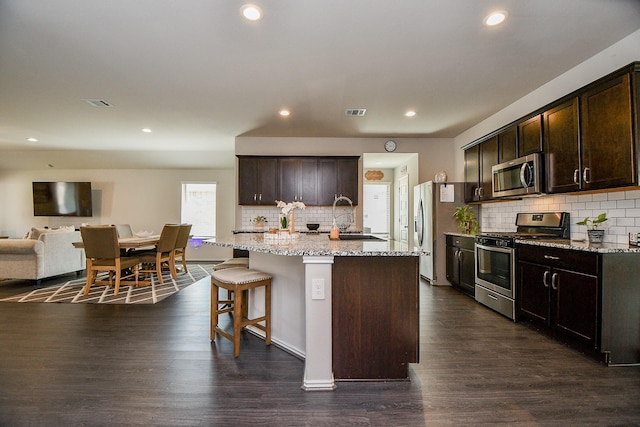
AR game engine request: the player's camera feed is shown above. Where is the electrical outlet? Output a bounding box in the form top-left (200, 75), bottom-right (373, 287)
top-left (311, 278), bottom-right (325, 300)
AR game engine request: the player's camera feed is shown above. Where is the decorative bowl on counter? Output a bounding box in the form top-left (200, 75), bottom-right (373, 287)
top-left (306, 223), bottom-right (320, 231)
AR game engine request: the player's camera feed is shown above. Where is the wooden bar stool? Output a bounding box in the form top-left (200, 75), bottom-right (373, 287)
top-left (210, 267), bottom-right (272, 357)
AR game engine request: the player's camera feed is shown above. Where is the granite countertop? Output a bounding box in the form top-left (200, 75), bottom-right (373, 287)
top-left (516, 238), bottom-right (640, 254)
top-left (233, 228), bottom-right (363, 234)
top-left (206, 233), bottom-right (422, 257)
top-left (444, 232), bottom-right (477, 238)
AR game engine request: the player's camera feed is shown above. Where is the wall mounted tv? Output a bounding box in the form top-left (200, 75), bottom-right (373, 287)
top-left (32, 182), bottom-right (93, 217)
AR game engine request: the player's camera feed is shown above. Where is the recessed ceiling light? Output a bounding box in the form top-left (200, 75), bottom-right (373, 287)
top-left (141, 128), bottom-right (152, 133)
top-left (241, 4), bottom-right (263, 21)
top-left (279, 109), bottom-right (290, 117)
top-left (27, 137), bottom-right (38, 142)
top-left (484, 10), bottom-right (507, 26)
top-left (405, 111), bottom-right (416, 117)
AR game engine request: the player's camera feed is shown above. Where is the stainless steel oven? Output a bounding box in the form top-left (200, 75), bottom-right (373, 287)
top-left (474, 212), bottom-right (571, 321)
top-left (475, 236), bottom-right (516, 320)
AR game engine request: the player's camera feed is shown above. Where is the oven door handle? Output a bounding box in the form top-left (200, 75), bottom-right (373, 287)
top-left (476, 243), bottom-right (513, 254)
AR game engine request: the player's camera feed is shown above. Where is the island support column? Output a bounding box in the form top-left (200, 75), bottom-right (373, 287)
top-left (302, 255), bottom-right (336, 391)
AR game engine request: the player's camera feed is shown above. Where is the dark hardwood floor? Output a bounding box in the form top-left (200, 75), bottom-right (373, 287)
top-left (0, 269), bottom-right (638, 426)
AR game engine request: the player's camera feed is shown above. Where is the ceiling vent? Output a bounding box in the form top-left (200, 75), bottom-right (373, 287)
top-left (345, 108), bottom-right (366, 117)
top-left (82, 99), bottom-right (113, 107)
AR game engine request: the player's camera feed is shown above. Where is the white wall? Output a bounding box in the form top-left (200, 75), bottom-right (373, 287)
top-left (235, 136), bottom-right (457, 183)
top-left (234, 136), bottom-right (456, 233)
top-left (0, 168), bottom-right (235, 260)
top-left (449, 29), bottom-right (640, 237)
top-left (452, 29), bottom-right (640, 178)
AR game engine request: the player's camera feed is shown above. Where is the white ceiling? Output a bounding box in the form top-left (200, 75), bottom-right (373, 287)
top-left (1, 0), bottom-right (639, 169)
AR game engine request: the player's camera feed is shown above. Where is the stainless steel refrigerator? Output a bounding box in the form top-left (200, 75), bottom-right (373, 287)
top-left (414, 181), bottom-right (466, 284)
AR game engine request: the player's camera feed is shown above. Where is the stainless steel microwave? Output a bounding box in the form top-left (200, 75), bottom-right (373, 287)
top-left (492, 153), bottom-right (543, 198)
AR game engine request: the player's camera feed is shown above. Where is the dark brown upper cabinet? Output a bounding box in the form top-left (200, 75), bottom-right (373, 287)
top-left (238, 156), bottom-right (278, 205)
top-left (544, 98), bottom-right (580, 193)
top-left (278, 158), bottom-right (318, 205)
top-left (498, 126), bottom-right (517, 163)
top-left (579, 72), bottom-right (636, 191)
top-left (466, 62), bottom-right (639, 200)
top-left (238, 156), bottom-right (359, 206)
top-left (518, 114), bottom-right (543, 156)
top-left (465, 136), bottom-right (498, 202)
top-left (317, 157), bottom-right (359, 205)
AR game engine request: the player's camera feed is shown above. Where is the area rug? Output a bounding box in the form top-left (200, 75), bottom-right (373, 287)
top-left (0, 264), bottom-right (213, 305)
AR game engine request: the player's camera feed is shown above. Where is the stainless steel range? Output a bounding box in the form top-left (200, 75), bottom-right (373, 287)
top-left (475, 212), bottom-right (570, 320)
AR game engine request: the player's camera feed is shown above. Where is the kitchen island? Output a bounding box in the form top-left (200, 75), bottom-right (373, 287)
top-left (206, 233), bottom-right (422, 390)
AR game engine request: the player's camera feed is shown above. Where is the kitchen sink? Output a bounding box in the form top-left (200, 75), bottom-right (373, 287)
top-left (329, 234), bottom-right (386, 241)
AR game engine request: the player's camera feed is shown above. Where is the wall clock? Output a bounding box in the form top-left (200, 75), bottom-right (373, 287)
top-left (384, 140), bottom-right (397, 152)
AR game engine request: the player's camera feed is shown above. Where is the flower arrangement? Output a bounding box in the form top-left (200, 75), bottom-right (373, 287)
top-left (276, 200), bottom-right (305, 229)
top-left (251, 215), bottom-right (268, 228)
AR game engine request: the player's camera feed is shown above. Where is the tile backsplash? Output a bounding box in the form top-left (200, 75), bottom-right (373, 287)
top-left (240, 206), bottom-right (355, 231)
top-left (480, 188), bottom-right (640, 244)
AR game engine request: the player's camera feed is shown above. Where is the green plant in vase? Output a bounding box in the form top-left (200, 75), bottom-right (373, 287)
top-left (577, 212), bottom-right (608, 243)
top-left (453, 205), bottom-right (479, 235)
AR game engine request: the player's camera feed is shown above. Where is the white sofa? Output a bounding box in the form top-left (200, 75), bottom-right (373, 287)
top-left (0, 229), bottom-right (86, 284)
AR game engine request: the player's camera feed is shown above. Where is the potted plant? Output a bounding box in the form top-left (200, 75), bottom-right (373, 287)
top-left (251, 216), bottom-right (268, 228)
top-left (453, 205), bottom-right (479, 235)
top-left (577, 212), bottom-right (608, 243)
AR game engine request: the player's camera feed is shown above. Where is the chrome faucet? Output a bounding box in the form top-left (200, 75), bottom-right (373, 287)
top-left (332, 195), bottom-right (353, 230)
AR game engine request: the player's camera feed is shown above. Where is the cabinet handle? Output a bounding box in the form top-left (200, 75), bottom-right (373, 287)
top-left (551, 273), bottom-right (558, 290)
top-left (543, 255), bottom-right (560, 260)
top-left (259, 194), bottom-right (262, 202)
top-left (583, 167), bottom-right (591, 184)
top-left (573, 169), bottom-right (580, 184)
top-left (253, 193), bottom-right (257, 202)
top-left (543, 271), bottom-right (549, 288)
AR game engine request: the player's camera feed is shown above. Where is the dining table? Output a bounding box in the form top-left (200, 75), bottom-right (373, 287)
top-left (72, 235), bottom-right (160, 286)
top-left (72, 235), bottom-right (160, 249)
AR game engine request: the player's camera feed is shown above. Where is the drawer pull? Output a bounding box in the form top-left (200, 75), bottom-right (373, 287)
top-left (487, 293), bottom-right (498, 301)
top-left (543, 255), bottom-right (560, 260)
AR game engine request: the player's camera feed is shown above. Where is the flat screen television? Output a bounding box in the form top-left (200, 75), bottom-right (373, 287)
top-left (32, 182), bottom-right (93, 217)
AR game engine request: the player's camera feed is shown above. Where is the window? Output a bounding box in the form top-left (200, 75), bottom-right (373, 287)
top-left (181, 182), bottom-right (216, 237)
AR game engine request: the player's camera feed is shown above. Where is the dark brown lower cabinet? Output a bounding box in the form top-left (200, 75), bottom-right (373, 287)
top-left (332, 256), bottom-right (419, 380)
top-left (445, 234), bottom-right (475, 296)
top-left (518, 259), bottom-right (598, 347)
top-left (517, 244), bottom-right (640, 365)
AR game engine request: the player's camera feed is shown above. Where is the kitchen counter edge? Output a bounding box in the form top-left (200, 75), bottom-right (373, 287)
top-left (516, 239), bottom-right (640, 253)
top-left (205, 234), bottom-right (422, 257)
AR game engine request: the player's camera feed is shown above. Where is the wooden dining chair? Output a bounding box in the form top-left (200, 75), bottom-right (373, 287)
top-left (172, 223), bottom-right (192, 274)
top-left (80, 225), bottom-right (141, 296)
top-left (114, 224), bottom-right (134, 238)
top-left (138, 224), bottom-right (180, 284)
